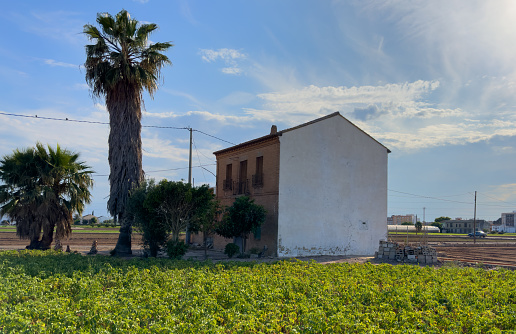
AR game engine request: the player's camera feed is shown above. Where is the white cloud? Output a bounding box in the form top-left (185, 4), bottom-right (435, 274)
top-left (359, 1), bottom-right (516, 81)
top-left (42, 58), bottom-right (79, 68)
top-left (141, 136), bottom-right (189, 162)
top-left (143, 109), bottom-right (253, 126)
top-left (221, 67), bottom-right (242, 75)
top-left (485, 183), bottom-right (516, 203)
top-left (200, 48), bottom-right (246, 63)
top-left (0, 110), bottom-right (109, 172)
top-left (10, 11), bottom-right (85, 45)
top-left (246, 80), bottom-right (446, 124)
top-left (199, 48), bottom-right (247, 75)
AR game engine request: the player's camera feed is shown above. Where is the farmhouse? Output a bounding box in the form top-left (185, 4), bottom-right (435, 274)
top-left (192, 112), bottom-right (390, 257)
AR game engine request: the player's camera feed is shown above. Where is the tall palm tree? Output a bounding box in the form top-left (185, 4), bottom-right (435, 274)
top-left (83, 10), bottom-right (172, 255)
top-left (0, 143), bottom-right (94, 249)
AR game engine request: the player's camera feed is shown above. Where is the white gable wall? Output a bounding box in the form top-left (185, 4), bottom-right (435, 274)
top-left (277, 116), bottom-right (388, 257)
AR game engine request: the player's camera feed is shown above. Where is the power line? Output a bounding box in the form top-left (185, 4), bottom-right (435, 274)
top-left (92, 163), bottom-right (216, 177)
top-left (0, 111), bottom-right (235, 144)
top-left (388, 189), bottom-right (472, 205)
top-left (193, 129), bottom-right (236, 145)
top-left (192, 135), bottom-right (207, 183)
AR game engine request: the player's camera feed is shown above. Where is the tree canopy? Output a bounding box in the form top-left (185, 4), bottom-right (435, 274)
top-left (128, 180), bottom-right (216, 257)
top-left (216, 196), bottom-right (266, 252)
top-left (0, 143), bottom-right (93, 249)
top-left (435, 216), bottom-right (451, 223)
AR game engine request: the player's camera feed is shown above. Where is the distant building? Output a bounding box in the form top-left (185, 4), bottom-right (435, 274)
top-left (491, 212), bottom-right (516, 233)
top-left (390, 214), bottom-right (416, 225)
top-left (442, 219), bottom-right (489, 234)
top-left (81, 214), bottom-right (97, 224)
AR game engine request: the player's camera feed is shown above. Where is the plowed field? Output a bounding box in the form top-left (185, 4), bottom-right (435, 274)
top-left (435, 244), bottom-right (516, 267)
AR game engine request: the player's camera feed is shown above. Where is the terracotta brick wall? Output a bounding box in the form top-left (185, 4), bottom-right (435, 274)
top-left (191, 136), bottom-right (280, 256)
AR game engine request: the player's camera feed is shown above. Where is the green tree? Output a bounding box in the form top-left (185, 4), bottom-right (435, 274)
top-left (189, 185), bottom-right (221, 259)
top-left (434, 216), bottom-right (451, 223)
top-left (127, 180), bottom-right (167, 257)
top-left (401, 221), bottom-right (414, 226)
top-left (430, 222), bottom-right (443, 232)
top-left (83, 10), bottom-right (172, 256)
top-left (216, 196), bottom-right (266, 253)
top-left (129, 180), bottom-right (216, 257)
top-left (0, 143), bottom-right (93, 249)
top-left (415, 221), bottom-right (423, 234)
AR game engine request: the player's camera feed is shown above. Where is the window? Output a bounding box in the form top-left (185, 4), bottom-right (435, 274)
top-left (252, 156), bottom-right (264, 187)
top-left (237, 160), bottom-right (248, 194)
top-left (223, 164), bottom-right (232, 190)
top-left (253, 226), bottom-right (261, 240)
top-left (239, 160), bottom-right (247, 182)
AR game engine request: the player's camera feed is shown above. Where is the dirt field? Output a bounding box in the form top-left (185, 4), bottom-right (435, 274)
top-left (2, 230), bottom-right (516, 266)
top-left (434, 244), bottom-right (516, 267)
top-left (0, 230), bottom-right (122, 254)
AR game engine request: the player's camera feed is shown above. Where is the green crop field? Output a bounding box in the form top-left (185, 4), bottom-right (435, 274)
top-left (1, 250), bottom-right (515, 333)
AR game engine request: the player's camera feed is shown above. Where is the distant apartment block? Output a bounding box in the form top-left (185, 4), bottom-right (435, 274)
top-left (389, 214), bottom-right (416, 225)
top-left (491, 212), bottom-right (516, 233)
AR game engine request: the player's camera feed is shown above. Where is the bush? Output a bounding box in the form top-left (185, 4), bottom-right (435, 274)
top-left (499, 231), bottom-right (505, 234)
top-left (224, 243), bottom-right (240, 258)
top-left (166, 240), bottom-right (189, 260)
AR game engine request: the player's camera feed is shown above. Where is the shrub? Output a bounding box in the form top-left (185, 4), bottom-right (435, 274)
top-left (166, 240), bottom-right (189, 260)
top-left (224, 243), bottom-right (240, 258)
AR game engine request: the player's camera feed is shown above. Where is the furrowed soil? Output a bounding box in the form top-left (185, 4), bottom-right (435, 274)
top-left (2, 228), bottom-right (516, 266)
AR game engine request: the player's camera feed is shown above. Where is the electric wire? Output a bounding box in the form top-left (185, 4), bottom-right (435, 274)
top-left (192, 135), bottom-right (207, 183)
top-left (0, 111), bottom-right (235, 144)
top-left (92, 163), bottom-right (216, 177)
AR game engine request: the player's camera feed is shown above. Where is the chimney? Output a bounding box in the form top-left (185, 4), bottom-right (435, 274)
top-left (270, 125), bottom-right (277, 135)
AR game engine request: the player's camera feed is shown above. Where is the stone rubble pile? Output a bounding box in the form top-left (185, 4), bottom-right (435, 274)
top-left (375, 240), bottom-right (438, 264)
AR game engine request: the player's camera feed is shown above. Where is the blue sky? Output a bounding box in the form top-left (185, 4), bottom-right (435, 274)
top-left (1, 0), bottom-right (516, 222)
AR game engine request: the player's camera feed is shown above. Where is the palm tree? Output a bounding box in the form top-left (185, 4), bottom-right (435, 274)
top-left (0, 147), bottom-right (43, 248)
top-left (35, 143), bottom-right (94, 249)
top-left (0, 143), bottom-right (94, 249)
top-left (83, 10), bottom-right (172, 256)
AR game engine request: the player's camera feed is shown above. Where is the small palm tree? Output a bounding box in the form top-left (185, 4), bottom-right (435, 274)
top-left (0, 147), bottom-right (43, 248)
top-left (83, 10), bottom-right (172, 255)
top-left (0, 143), bottom-right (94, 249)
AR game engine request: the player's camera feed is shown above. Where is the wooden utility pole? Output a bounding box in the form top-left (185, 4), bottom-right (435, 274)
top-left (473, 191), bottom-right (477, 244)
top-left (185, 127), bottom-right (193, 245)
top-left (188, 127), bottom-right (193, 185)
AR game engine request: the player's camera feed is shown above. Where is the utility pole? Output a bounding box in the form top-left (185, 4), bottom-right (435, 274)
top-left (185, 127), bottom-right (193, 245)
top-left (473, 191), bottom-right (477, 244)
top-left (188, 127), bottom-right (193, 185)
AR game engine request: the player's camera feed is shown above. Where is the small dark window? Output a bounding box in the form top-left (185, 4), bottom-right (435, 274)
top-left (253, 226), bottom-right (261, 240)
top-left (252, 156), bottom-right (264, 188)
top-left (223, 164), bottom-right (232, 190)
top-left (237, 160), bottom-right (248, 194)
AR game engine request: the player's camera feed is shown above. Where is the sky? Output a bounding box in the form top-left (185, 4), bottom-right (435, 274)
top-left (1, 0), bottom-right (516, 222)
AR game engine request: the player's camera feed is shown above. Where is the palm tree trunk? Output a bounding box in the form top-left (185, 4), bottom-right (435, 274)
top-left (114, 213), bottom-right (133, 256)
top-left (40, 222), bottom-right (55, 250)
top-left (26, 235), bottom-right (41, 250)
top-left (108, 82), bottom-right (143, 256)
